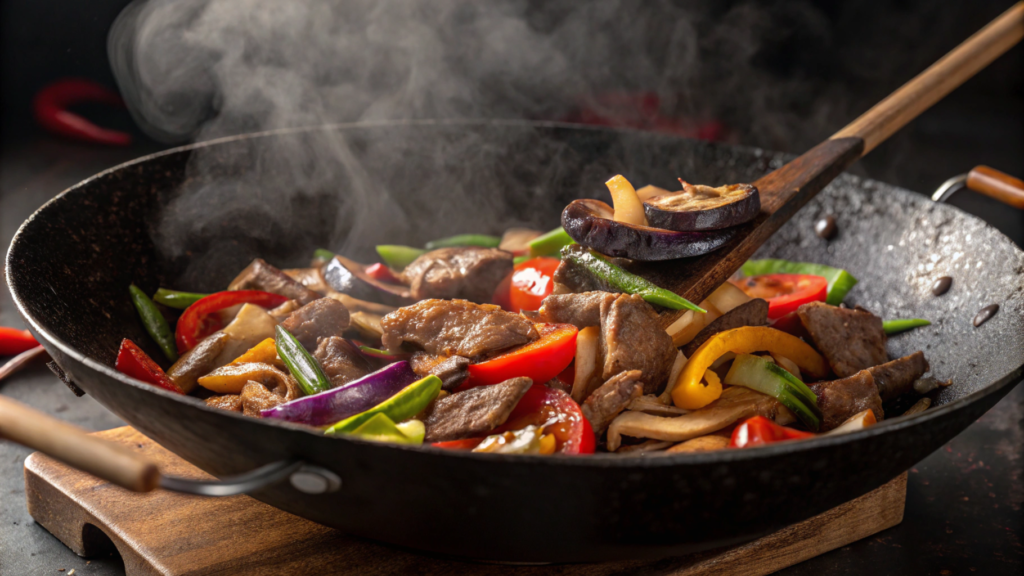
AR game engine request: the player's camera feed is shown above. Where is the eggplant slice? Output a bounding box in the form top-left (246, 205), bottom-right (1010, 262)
top-left (322, 255), bottom-right (415, 307)
top-left (644, 182), bottom-right (760, 232)
top-left (562, 199), bottom-right (737, 261)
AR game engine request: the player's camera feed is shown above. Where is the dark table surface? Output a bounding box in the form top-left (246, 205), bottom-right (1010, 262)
top-left (1, 135), bottom-right (1021, 576)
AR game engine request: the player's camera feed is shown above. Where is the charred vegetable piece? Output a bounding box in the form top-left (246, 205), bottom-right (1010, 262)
top-left (152, 288), bottom-right (208, 310)
top-left (129, 285), bottom-right (178, 362)
top-left (463, 323), bottom-right (578, 389)
top-left (114, 338), bottom-right (183, 394)
top-left (275, 325), bottom-right (331, 396)
top-left (375, 245), bottom-right (427, 270)
top-left (731, 274), bottom-right (827, 320)
top-left (724, 353), bottom-right (821, 431)
top-left (0, 327), bottom-right (39, 356)
top-left (528, 226), bottom-right (575, 257)
top-left (741, 259), bottom-right (858, 306)
top-left (559, 245), bottom-right (704, 312)
top-left (325, 375), bottom-right (442, 435)
top-left (425, 234), bottom-right (501, 250)
top-left (882, 318), bottom-right (931, 334)
top-left (323, 255), bottom-right (414, 306)
top-left (643, 181), bottom-right (760, 232)
top-left (175, 290), bottom-right (289, 353)
top-left (729, 415), bottom-right (814, 448)
top-left (262, 361), bottom-right (420, 426)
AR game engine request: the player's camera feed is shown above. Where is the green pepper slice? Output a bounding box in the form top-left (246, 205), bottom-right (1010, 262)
top-left (528, 227), bottom-right (575, 257)
top-left (325, 375), bottom-right (442, 435)
top-left (560, 246), bottom-right (705, 312)
top-left (882, 318), bottom-right (931, 335)
top-left (129, 285), bottom-right (178, 362)
top-left (425, 234), bottom-right (501, 250)
top-left (741, 259), bottom-right (858, 306)
top-left (152, 288), bottom-right (209, 310)
top-left (375, 245), bottom-right (427, 270)
top-left (275, 325), bottom-right (331, 396)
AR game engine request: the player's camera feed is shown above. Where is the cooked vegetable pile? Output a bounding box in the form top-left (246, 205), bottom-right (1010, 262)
top-left (115, 175), bottom-right (943, 455)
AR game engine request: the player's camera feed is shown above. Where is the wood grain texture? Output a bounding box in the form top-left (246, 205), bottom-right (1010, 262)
top-left (24, 427), bottom-right (907, 576)
top-left (967, 165), bottom-right (1024, 209)
top-left (831, 2), bottom-right (1024, 153)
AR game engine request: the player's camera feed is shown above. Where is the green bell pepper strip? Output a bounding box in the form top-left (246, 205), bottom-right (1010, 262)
top-left (325, 375), bottom-right (442, 435)
top-left (882, 318), bottom-right (931, 335)
top-left (425, 234), bottom-right (501, 250)
top-left (129, 285), bottom-right (178, 362)
top-left (741, 259), bottom-right (858, 306)
top-left (560, 246), bottom-right (705, 313)
top-left (312, 248), bottom-right (336, 263)
top-left (345, 413), bottom-right (424, 445)
top-left (152, 288), bottom-right (209, 310)
top-left (275, 325), bottom-right (331, 396)
top-left (375, 245), bottom-right (427, 270)
top-left (528, 227), bottom-right (575, 257)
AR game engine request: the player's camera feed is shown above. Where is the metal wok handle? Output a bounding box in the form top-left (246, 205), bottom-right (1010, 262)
top-left (0, 394), bottom-right (338, 496)
top-left (933, 165), bottom-right (1024, 209)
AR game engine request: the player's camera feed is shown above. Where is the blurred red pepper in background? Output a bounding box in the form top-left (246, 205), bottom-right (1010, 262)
top-left (729, 415), bottom-right (815, 448)
top-left (33, 78), bottom-right (132, 146)
top-left (0, 327), bottom-right (39, 356)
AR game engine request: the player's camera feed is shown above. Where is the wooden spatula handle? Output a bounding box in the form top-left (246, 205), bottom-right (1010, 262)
top-left (0, 394), bottom-right (159, 492)
top-left (832, 2), bottom-right (1024, 155)
top-left (967, 165), bottom-right (1024, 209)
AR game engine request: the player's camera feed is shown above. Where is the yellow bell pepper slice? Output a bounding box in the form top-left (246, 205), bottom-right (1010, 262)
top-left (672, 326), bottom-right (829, 410)
top-left (197, 362), bottom-right (283, 394)
top-left (228, 338), bottom-right (285, 368)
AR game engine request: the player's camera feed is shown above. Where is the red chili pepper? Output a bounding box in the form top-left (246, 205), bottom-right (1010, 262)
top-left (175, 290), bottom-right (289, 353)
top-left (365, 263), bottom-right (402, 284)
top-left (115, 339), bottom-right (184, 394)
top-left (0, 327), bottom-right (40, 356)
top-left (431, 437), bottom-right (485, 450)
top-left (32, 78), bottom-right (132, 146)
top-left (508, 257), bottom-right (560, 312)
top-left (729, 415), bottom-right (814, 448)
top-left (731, 274), bottom-right (828, 320)
top-left (462, 323), bottom-right (578, 389)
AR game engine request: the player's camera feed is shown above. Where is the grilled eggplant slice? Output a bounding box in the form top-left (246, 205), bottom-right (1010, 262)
top-left (643, 182), bottom-right (760, 232)
top-left (322, 255), bottom-right (415, 307)
top-left (561, 198), bottom-right (737, 261)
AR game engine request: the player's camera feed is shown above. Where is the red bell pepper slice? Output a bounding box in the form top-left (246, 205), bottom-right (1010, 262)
top-left (32, 78), bottom-right (132, 146)
top-left (365, 263), bottom-right (402, 284)
top-left (433, 384), bottom-right (595, 455)
top-left (175, 290), bottom-right (289, 353)
top-left (729, 415), bottom-right (814, 448)
top-left (115, 338), bottom-right (184, 394)
top-left (463, 323), bottom-right (578, 389)
top-left (508, 257), bottom-right (560, 312)
top-left (731, 274), bottom-right (827, 320)
top-left (0, 327), bottom-right (40, 356)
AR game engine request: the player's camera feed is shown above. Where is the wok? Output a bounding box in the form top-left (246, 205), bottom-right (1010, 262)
top-left (6, 118), bottom-right (1024, 563)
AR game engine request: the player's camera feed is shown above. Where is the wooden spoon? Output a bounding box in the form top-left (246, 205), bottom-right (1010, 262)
top-left (630, 1), bottom-right (1024, 328)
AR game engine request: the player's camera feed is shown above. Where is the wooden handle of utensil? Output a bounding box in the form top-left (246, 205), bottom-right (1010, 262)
top-left (0, 394), bottom-right (159, 492)
top-left (832, 2), bottom-right (1024, 155)
top-left (966, 165), bottom-right (1024, 209)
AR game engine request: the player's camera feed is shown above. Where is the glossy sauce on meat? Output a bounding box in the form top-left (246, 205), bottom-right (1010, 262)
top-left (380, 299), bottom-right (538, 358)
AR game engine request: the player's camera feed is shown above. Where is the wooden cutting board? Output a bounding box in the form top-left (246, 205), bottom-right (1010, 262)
top-left (24, 427), bottom-right (907, 576)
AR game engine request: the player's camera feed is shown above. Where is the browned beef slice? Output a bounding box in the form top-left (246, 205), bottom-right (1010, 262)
top-left (313, 336), bottom-right (374, 388)
top-left (280, 297), bottom-right (351, 350)
top-left (423, 377), bottom-right (533, 442)
top-left (797, 301), bottom-right (888, 377)
top-left (600, 294), bottom-right (676, 395)
top-left (409, 352), bottom-right (471, 391)
top-left (401, 248), bottom-right (513, 304)
top-left (381, 299), bottom-right (539, 357)
top-left (552, 245), bottom-right (622, 294)
top-left (867, 351), bottom-right (930, 402)
top-left (229, 258), bottom-right (321, 305)
top-left (283, 267), bottom-right (332, 294)
top-left (582, 370), bottom-right (643, 434)
top-left (538, 291), bottom-right (616, 328)
top-left (681, 299), bottom-right (770, 357)
top-left (205, 394), bottom-right (242, 412)
top-left (810, 370), bottom-right (884, 431)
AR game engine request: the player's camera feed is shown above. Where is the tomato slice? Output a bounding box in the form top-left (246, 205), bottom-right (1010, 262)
top-left (729, 415), bottom-right (814, 448)
top-left (463, 323), bottom-right (578, 389)
top-left (175, 290), bottom-right (289, 353)
top-left (508, 257), bottom-right (560, 312)
top-left (731, 273), bottom-right (827, 319)
top-left (115, 338), bottom-right (184, 394)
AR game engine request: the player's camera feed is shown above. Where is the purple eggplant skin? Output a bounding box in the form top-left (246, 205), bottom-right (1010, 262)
top-left (561, 199), bottom-right (738, 261)
top-left (322, 255), bottom-right (415, 307)
top-left (643, 184), bottom-right (760, 232)
top-left (261, 361), bottom-right (418, 426)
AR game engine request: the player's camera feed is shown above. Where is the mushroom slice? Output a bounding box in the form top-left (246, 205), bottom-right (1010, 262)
top-left (643, 182), bottom-right (760, 232)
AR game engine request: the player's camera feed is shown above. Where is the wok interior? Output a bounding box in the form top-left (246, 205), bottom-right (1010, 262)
top-left (11, 120), bottom-right (1024, 416)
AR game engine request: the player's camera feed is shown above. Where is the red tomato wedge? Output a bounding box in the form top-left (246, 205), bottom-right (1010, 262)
top-left (731, 273), bottom-right (827, 320)
top-left (175, 290), bottom-right (289, 353)
top-left (115, 338), bottom-right (184, 394)
top-left (508, 257), bottom-right (560, 312)
top-left (729, 415), bottom-right (814, 448)
top-left (463, 323), bottom-right (578, 389)
top-left (0, 327), bottom-right (39, 356)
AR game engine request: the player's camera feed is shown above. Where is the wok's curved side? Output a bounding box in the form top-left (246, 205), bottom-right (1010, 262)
top-left (7, 120), bottom-right (1024, 562)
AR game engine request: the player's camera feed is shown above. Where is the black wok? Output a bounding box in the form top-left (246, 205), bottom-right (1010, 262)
top-left (6, 119), bottom-right (1023, 563)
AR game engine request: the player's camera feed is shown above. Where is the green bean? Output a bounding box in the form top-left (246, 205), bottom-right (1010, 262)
top-left (325, 375), bottom-right (442, 435)
top-left (425, 234), bottom-right (501, 250)
top-left (152, 288), bottom-right (208, 310)
top-left (275, 325), bottom-right (331, 395)
top-left (129, 285), bottom-right (178, 362)
top-left (882, 318), bottom-right (931, 335)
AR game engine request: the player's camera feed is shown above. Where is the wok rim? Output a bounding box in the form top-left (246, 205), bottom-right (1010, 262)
top-left (6, 118), bottom-right (1023, 469)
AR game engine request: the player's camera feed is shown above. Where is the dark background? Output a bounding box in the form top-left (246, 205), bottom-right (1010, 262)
top-left (1, 1), bottom-right (1022, 574)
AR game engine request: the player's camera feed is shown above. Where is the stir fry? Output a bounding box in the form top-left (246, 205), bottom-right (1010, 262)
top-left (117, 175), bottom-right (942, 455)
